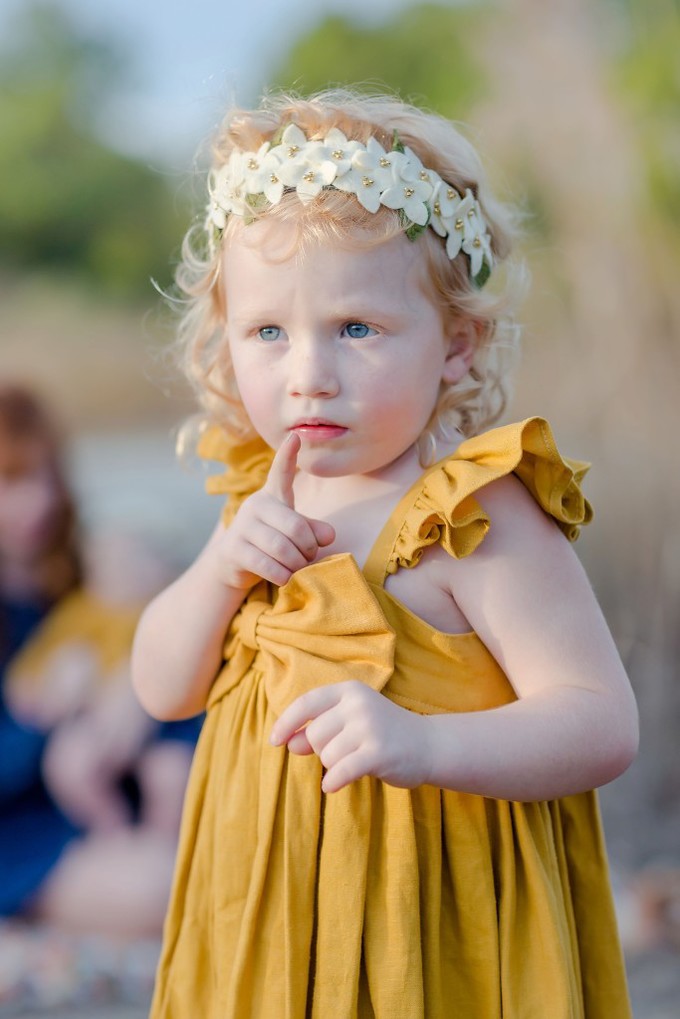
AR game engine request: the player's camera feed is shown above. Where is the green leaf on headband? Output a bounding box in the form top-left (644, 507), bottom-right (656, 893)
top-left (246, 192), bottom-right (269, 211)
top-left (391, 129), bottom-right (405, 154)
top-left (397, 207), bottom-right (428, 242)
top-left (473, 259), bottom-right (491, 288)
top-left (270, 125), bottom-right (286, 146)
top-left (405, 221), bottom-right (428, 242)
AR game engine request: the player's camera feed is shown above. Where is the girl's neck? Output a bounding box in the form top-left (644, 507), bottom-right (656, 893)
top-left (295, 433), bottom-right (462, 506)
top-left (294, 441), bottom-right (420, 507)
top-left (293, 436), bottom-right (465, 538)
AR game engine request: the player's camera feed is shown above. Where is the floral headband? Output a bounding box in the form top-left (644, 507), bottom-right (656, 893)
top-left (206, 124), bottom-right (493, 287)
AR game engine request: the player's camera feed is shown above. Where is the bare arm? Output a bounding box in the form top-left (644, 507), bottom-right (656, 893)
top-left (272, 475), bottom-right (639, 801)
top-left (130, 528), bottom-right (248, 720)
top-left (424, 474), bottom-right (638, 798)
top-left (131, 434), bottom-right (334, 720)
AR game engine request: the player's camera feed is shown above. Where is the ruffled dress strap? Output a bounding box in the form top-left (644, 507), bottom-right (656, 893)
top-left (197, 424), bottom-right (275, 525)
top-left (363, 416), bottom-right (593, 586)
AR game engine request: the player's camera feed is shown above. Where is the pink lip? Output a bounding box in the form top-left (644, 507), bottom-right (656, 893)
top-left (290, 419), bottom-right (347, 440)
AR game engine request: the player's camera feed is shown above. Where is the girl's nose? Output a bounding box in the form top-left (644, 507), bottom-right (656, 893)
top-left (287, 340), bottom-right (339, 398)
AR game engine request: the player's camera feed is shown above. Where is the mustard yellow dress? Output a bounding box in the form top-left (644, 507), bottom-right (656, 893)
top-left (151, 417), bottom-right (631, 1019)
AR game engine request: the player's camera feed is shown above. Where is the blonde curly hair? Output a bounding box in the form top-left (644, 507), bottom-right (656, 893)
top-left (173, 89), bottom-right (526, 464)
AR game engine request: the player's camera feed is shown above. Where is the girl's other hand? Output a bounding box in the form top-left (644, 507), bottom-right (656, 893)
top-left (270, 681), bottom-right (429, 793)
top-left (215, 433), bottom-right (335, 591)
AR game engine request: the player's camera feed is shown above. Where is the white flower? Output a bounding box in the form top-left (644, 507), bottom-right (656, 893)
top-left (321, 128), bottom-right (363, 177)
top-left (379, 150), bottom-right (434, 226)
top-left (430, 180), bottom-right (463, 237)
top-left (277, 151), bottom-right (338, 203)
top-left (206, 195), bottom-right (227, 231)
top-left (455, 189), bottom-right (492, 275)
top-left (210, 151), bottom-right (249, 217)
top-left (270, 123), bottom-right (309, 160)
top-left (435, 189), bottom-right (488, 261)
top-left (241, 143), bottom-right (286, 205)
top-left (330, 137), bottom-right (398, 212)
top-left (459, 189), bottom-right (487, 241)
top-left (266, 125), bottom-right (336, 203)
top-left (463, 228), bottom-right (492, 278)
top-left (436, 189), bottom-right (472, 258)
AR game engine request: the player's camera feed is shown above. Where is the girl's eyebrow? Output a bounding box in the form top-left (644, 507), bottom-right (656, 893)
top-left (321, 298), bottom-right (408, 319)
top-left (228, 312), bottom-right (281, 326)
top-left (229, 303), bottom-right (406, 326)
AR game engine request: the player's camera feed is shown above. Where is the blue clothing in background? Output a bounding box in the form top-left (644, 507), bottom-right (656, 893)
top-left (0, 597), bottom-right (203, 916)
top-left (0, 598), bottom-right (82, 916)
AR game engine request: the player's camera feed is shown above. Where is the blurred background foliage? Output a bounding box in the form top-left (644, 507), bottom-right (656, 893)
top-left (612, 0), bottom-right (680, 246)
top-left (1, 0), bottom-right (679, 865)
top-left (0, 2), bottom-right (188, 299)
top-left (272, 3), bottom-right (488, 115)
top-left (1, 0), bottom-right (679, 295)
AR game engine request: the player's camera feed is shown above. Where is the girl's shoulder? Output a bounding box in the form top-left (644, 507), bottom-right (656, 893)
top-left (385, 416), bottom-right (593, 576)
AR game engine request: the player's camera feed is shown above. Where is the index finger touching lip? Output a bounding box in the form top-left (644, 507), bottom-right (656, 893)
top-left (264, 431), bottom-right (301, 508)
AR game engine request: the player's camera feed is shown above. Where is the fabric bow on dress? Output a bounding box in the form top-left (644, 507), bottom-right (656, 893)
top-left (207, 554), bottom-right (396, 716)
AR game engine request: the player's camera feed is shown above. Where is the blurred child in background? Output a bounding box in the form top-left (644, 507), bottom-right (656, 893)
top-left (0, 384), bottom-right (201, 936)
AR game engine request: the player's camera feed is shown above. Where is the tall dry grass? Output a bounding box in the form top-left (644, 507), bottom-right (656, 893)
top-left (474, 0), bottom-right (680, 862)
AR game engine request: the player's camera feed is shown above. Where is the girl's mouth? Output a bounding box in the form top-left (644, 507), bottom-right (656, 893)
top-left (290, 420), bottom-right (348, 440)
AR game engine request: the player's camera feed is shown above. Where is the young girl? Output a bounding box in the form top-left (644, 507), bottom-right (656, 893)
top-left (132, 90), bottom-right (639, 1017)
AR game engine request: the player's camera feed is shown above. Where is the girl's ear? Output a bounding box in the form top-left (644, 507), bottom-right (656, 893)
top-left (441, 316), bottom-right (479, 385)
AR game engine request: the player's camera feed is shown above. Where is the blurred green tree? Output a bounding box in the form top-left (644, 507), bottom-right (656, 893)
top-left (611, 0), bottom-right (680, 229)
top-left (0, 1), bottom-right (186, 299)
top-left (268, 2), bottom-right (489, 119)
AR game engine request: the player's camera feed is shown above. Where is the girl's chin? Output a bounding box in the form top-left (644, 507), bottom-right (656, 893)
top-left (296, 447), bottom-right (401, 480)
top-left (295, 447), bottom-right (360, 477)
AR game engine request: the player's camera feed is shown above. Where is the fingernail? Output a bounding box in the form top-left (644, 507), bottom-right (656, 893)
top-left (269, 729), bottom-right (280, 745)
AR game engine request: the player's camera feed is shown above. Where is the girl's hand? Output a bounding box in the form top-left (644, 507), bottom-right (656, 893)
top-left (270, 681), bottom-right (430, 793)
top-left (216, 433), bottom-right (335, 590)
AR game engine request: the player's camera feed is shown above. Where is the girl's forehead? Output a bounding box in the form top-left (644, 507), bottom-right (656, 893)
top-left (222, 220), bottom-right (428, 294)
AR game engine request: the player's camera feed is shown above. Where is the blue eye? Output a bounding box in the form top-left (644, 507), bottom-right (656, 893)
top-left (344, 322), bottom-right (374, 339)
top-left (258, 326), bottom-right (281, 342)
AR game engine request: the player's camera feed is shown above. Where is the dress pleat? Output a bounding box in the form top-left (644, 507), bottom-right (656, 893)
top-left (362, 783), bottom-right (424, 1018)
top-left (313, 780), bottom-right (372, 1016)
